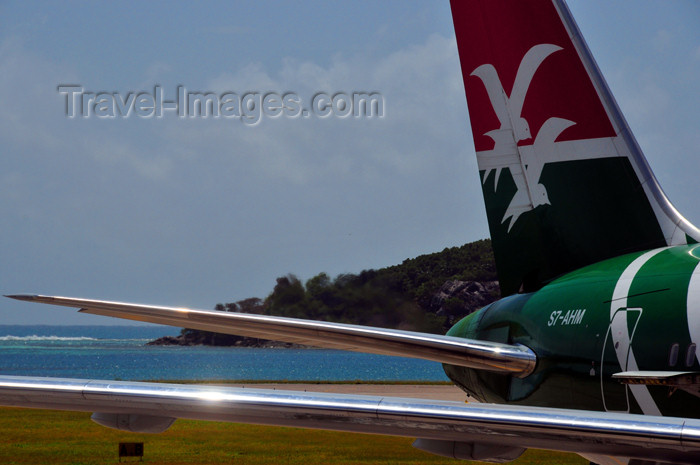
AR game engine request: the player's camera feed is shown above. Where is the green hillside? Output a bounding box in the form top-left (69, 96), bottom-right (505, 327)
top-left (152, 239), bottom-right (499, 346)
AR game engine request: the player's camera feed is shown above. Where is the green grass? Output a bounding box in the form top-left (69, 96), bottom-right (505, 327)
top-left (0, 407), bottom-right (588, 465)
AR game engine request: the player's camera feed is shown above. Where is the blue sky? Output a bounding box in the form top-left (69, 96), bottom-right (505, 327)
top-left (0, 1), bottom-right (698, 325)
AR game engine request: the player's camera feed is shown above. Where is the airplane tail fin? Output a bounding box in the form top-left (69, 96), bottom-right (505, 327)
top-left (450, 0), bottom-right (699, 296)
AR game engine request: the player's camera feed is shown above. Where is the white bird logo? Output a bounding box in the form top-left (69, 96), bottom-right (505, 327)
top-left (471, 44), bottom-right (576, 231)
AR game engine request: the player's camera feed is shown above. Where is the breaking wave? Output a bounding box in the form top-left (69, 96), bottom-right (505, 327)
top-left (0, 335), bottom-right (99, 341)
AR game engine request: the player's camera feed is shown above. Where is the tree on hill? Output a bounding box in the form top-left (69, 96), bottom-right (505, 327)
top-left (151, 239), bottom-right (499, 346)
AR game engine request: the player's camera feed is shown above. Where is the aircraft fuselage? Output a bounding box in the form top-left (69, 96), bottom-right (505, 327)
top-left (445, 244), bottom-right (700, 418)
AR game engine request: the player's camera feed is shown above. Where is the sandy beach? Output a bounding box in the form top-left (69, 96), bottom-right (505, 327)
top-left (231, 383), bottom-right (468, 402)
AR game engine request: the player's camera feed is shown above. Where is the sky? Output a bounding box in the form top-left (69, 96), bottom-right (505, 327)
top-left (0, 1), bottom-right (698, 325)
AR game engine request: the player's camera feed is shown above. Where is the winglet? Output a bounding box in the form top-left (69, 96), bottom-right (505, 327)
top-left (5, 294), bottom-right (43, 302)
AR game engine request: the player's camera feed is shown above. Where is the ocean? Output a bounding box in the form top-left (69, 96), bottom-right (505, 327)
top-left (0, 325), bottom-right (449, 382)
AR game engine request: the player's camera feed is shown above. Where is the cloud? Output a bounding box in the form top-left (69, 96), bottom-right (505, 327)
top-left (139, 62), bottom-right (174, 89)
top-left (652, 29), bottom-right (672, 53)
top-left (0, 29), bottom-right (472, 189)
top-left (162, 33), bottom-right (471, 186)
top-left (0, 26), bottom-right (483, 321)
top-left (0, 36), bottom-right (75, 152)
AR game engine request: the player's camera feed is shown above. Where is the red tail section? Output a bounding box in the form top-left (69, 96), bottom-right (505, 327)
top-left (452, 1), bottom-right (615, 153)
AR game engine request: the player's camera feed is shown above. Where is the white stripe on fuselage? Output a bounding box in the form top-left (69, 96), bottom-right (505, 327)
top-left (686, 254), bottom-right (700, 358)
top-left (609, 248), bottom-right (668, 416)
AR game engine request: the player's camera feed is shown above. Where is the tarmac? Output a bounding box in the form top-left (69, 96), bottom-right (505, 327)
top-left (232, 383), bottom-right (468, 402)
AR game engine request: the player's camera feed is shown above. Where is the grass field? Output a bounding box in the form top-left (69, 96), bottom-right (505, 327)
top-left (0, 407), bottom-right (589, 465)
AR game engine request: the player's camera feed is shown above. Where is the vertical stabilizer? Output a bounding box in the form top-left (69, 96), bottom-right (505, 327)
top-left (450, 0), bottom-right (700, 296)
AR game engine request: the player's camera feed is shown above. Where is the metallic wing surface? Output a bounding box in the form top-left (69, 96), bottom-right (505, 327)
top-left (4, 294), bottom-right (535, 377)
top-left (2, 375), bottom-right (700, 464)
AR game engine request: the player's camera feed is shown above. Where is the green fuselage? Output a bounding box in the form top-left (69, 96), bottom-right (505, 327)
top-left (445, 244), bottom-right (700, 418)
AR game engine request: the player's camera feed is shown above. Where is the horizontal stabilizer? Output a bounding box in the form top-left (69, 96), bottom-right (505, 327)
top-left (614, 371), bottom-right (700, 398)
top-left (5, 294), bottom-right (536, 377)
top-left (613, 371), bottom-right (700, 386)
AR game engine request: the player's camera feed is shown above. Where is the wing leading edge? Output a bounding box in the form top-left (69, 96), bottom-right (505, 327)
top-left (1, 375), bottom-right (700, 464)
top-left (6, 294), bottom-right (534, 377)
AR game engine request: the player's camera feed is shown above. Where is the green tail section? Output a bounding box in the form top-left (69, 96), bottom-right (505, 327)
top-left (482, 158), bottom-right (666, 295)
top-left (451, 0), bottom-right (700, 296)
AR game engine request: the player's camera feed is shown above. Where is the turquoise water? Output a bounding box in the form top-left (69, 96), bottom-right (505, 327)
top-left (0, 325), bottom-right (449, 381)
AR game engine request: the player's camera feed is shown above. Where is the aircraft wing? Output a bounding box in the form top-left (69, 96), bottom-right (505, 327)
top-left (12, 296), bottom-right (700, 463)
top-left (5, 294), bottom-right (535, 377)
top-left (1, 375), bottom-right (700, 464)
